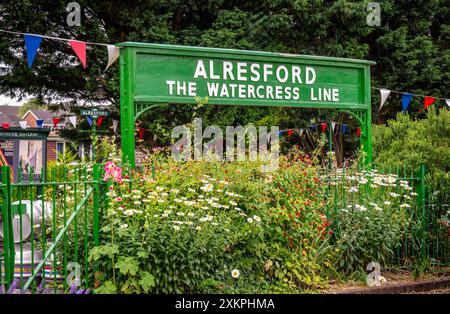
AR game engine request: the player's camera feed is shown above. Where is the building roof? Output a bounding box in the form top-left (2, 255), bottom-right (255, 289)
top-left (0, 105), bottom-right (20, 126)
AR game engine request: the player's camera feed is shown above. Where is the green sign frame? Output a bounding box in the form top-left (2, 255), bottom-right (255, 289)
top-left (117, 42), bottom-right (375, 168)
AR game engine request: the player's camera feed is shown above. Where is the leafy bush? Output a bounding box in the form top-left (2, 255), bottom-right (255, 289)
top-left (373, 108), bottom-right (450, 263)
top-left (90, 160), bottom-right (263, 293)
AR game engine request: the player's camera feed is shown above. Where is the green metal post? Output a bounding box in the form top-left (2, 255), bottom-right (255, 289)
top-left (93, 164), bottom-right (101, 247)
top-left (92, 118), bottom-right (97, 162)
top-left (1, 166), bottom-right (14, 286)
top-left (416, 164), bottom-right (427, 260)
top-left (328, 116), bottom-right (333, 171)
top-left (361, 64), bottom-right (373, 167)
top-left (120, 47), bottom-right (136, 168)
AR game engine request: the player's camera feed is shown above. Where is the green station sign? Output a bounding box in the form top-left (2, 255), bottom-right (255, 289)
top-left (132, 47), bottom-right (371, 109)
top-left (117, 42), bottom-right (375, 167)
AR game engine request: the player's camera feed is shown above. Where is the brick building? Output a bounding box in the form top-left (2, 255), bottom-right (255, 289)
top-left (21, 109), bottom-right (67, 162)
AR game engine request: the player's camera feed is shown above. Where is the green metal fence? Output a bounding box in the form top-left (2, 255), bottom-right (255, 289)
top-left (0, 163), bottom-right (107, 293)
top-left (323, 163), bottom-right (449, 266)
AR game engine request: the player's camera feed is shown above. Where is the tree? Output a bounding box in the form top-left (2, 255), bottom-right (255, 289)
top-left (17, 98), bottom-right (47, 117)
top-left (0, 0), bottom-right (449, 147)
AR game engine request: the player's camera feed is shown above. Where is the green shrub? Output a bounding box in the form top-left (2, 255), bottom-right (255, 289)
top-left (327, 167), bottom-right (419, 274)
top-left (373, 108), bottom-right (450, 264)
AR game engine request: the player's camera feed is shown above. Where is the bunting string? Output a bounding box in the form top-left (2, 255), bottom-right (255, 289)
top-left (372, 87), bottom-right (449, 102)
top-left (373, 87), bottom-right (449, 113)
top-left (0, 29), bottom-right (120, 70)
top-left (0, 29), bottom-right (112, 47)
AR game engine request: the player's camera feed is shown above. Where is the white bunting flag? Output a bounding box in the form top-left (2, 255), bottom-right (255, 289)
top-left (68, 116), bottom-right (77, 128)
top-left (332, 122), bottom-right (336, 131)
top-left (446, 99), bottom-right (450, 108)
top-left (19, 121), bottom-right (27, 129)
top-left (112, 119), bottom-right (119, 133)
top-left (105, 45), bottom-right (120, 71)
top-left (299, 128), bottom-right (304, 137)
top-left (379, 88), bottom-right (391, 112)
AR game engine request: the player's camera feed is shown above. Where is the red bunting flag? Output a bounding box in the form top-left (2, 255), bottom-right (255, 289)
top-left (287, 129), bottom-right (293, 140)
top-left (321, 122), bottom-right (327, 133)
top-left (424, 96), bottom-right (436, 110)
top-left (69, 40), bottom-right (87, 68)
top-left (139, 127), bottom-right (144, 140)
top-left (97, 115), bottom-right (104, 127)
top-left (356, 127), bottom-right (361, 137)
top-left (52, 117), bottom-right (61, 128)
top-left (2, 122), bottom-right (10, 129)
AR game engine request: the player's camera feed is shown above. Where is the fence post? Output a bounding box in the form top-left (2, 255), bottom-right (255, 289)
top-left (1, 165), bottom-right (15, 287)
top-left (416, 164), bottom-right (427, 260)
top-left (93, 164), bottom-right (101, 247)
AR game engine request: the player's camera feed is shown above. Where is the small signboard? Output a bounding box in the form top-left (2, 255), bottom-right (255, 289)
top-left (0, 128), bottom-right (50, 182)
top-left (80, 108), bottom-right (109, 118)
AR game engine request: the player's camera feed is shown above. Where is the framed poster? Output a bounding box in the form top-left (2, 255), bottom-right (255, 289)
top-left (17, 140), bottom-right (44, 181)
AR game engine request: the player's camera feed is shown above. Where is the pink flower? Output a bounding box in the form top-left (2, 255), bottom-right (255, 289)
top-left (103, 161), bottom-right (123, 183)
top-left (115, 197), bottom-right (122, 202)
top-left (105, 161), bottom-right (115, 172)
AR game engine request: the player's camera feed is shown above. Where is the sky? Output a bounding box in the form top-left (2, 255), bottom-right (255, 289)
top-left (0, 94), bottom-right (28, 106)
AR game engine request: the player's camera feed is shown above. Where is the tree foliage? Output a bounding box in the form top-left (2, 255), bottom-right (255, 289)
top-left (0, 1), bottom-right (449, 144)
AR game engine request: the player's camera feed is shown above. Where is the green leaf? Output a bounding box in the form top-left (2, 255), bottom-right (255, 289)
top-left (137, 251), bottom-right (149, 259)
top-left (121, 278), bottom-right (140, 294)
top-left (139, 271), bottom-right (155, 293)
top-left (115, 256), bottom-right (140, 276)
top-left (88, 246), bottom-right (103, 262)
top-left (94, 280), bottom-right (118, 294)
top-left (102, 243), bottom-right (120, 259)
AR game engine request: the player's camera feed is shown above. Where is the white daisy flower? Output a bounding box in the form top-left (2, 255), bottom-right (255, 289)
top-left (231, 269), bottom-right (240, 279)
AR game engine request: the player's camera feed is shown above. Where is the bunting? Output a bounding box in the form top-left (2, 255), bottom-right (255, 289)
top-left (1, 30), bottom-right (122, 71)
top-left (36, 119), bottom-right (44, 129)
top-left (69, 40), bottom-right (87, 69)
top-left (97, 115), bottom-right (104, 127)
top-left (106, 45), bottom-right (120, 71)
top-left (19, 121), bottom-right (27, 129)
top-left (86, 115), bottom-right (93, 127)
top-left (139, 127), bottom-right (145, 140)
top-left (287, 129), bottom-right (293, 140)
top-left (112, 119), bottom-right (119, 133)
top-left (356, 127), bottom-right (361, 138)
top-left (52, 117), bottom-right (61, 128)
top-left (424, 96), bottom-right (436, 110)
top-left (24, 34), bottom-right (43, 68)
top-left (342, 124), bottom-right (348, 135)
top-left (446, 99), bottom-right (450, 108)
top-left (379, 88), bottom-right (391, 112)
top-left (402, 93), bottom-right (413, 113)
top-left (68, 116), bottom-right (77, 128)
top-left (2, 122), bottom-right (10, 129)
top-left (321, 122), bottom-right (327, 133)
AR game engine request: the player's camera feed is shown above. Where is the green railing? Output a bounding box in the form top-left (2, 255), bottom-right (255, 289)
top-left (1, 160), bottom-right (448, 293)
top-left (0, 163), bottom-right (107, 293)
top-left (322, 163), bottom-right (449, 265)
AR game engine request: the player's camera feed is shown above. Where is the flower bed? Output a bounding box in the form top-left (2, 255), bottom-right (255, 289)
top-left (88, 147), bottom-right (422, 293)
